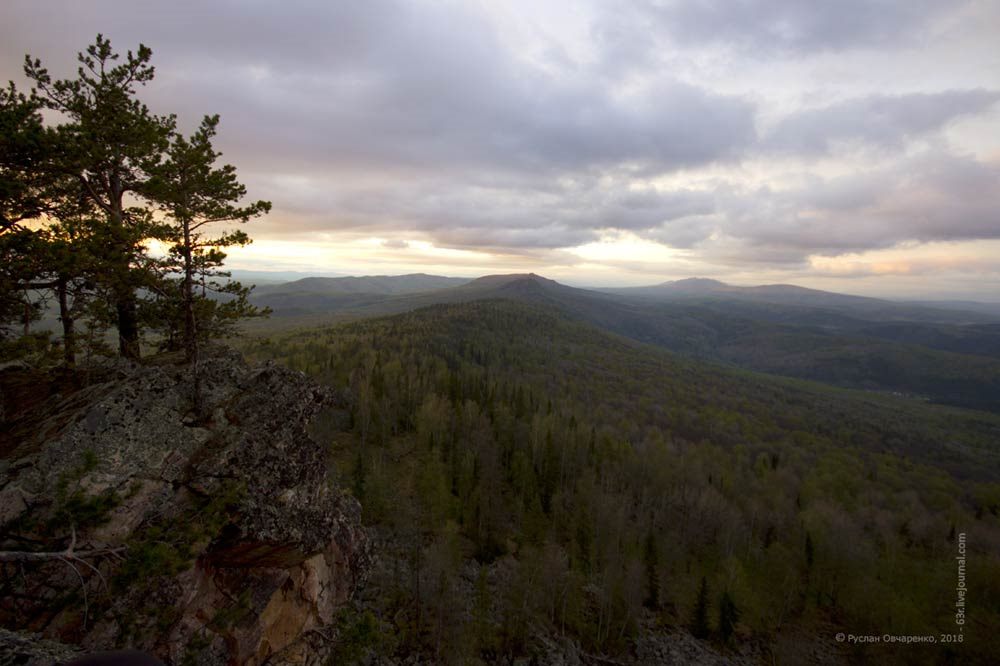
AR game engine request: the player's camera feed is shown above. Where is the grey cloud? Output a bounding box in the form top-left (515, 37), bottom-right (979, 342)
top-left (247, 144), bottom-right (1000, 264)
top-left (590, 188), bottom-right (717, 246)
top-left (3, 0), bottom-right (998, 295)
top-left (767, 90), bottom-right (1000, 155)
top-left (430, 226), bottom-right (596, 252)
top-left (2, 0), bottom-right (756, 180)
top-left (294, 180), bottom-right (717, 250)
top-left (634, 0), bottom-right (963, 55)
top-left (645, 216), bottom-right (720, 249)
top-left (717, 150), bottom-right (1000, 261)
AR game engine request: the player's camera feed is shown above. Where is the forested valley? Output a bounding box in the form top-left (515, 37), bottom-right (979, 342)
top-left (242, 299), bottom-right (1000, 665)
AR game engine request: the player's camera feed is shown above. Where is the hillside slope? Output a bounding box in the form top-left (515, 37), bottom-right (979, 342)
top-left (243, 300), bottom-right (1000, 665)
top-left (301, 274), bottom-right (1000, 412)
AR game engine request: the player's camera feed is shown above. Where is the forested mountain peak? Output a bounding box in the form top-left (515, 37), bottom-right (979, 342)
top-left (462, 272), bottom-right (560, 289)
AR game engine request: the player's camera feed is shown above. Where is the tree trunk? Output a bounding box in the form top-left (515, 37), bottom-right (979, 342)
top-left (116, 294), bottom-right (140, 360)
top-left (182, 224), bottom-right (197, 364)
top-left (57, 276), bottom-right (76, 367)
top-left (181, 222), bottom-right (204, 413)
top-left (20, 290), bottom-right (31, 337)
top-left (110, 191), bottom-right (141, 360)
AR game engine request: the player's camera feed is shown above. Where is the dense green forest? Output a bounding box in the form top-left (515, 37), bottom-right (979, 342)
top-left (243, 299), bottom-right (1000, 665)
top-left (247, 273), bottom-right (1000, 414)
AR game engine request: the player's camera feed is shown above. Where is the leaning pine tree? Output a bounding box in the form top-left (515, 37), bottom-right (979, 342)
top-left (147, 114), bottom-right (270, 388)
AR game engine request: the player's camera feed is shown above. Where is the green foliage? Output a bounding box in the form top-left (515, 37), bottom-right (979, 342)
top-left (209, 590), bottom-right (253, 632)
top-left (240, 300), bottom-right (1000, 663)
top-left (717, 590), bottom-right (739, 643)
top-left (115, 482), bottom-right (242, 592)
top-left (46, 449), bottom-right (121, 533)
top-left (47, 488), bottom-right (121, 534)
top-left (181, 631), bottom-right (213, 666)
top-left (0, 82), bottom-right (54, 230)
top-left (691, 577), bottom-right (710, 639)
top-left (4, 35), bottom-right (264, 362)
top-left (22, 35), bottom-right (176, 359)
top-left (328, 608), bottom-right (395, 665)
top-left (146, 114), bottom-right (270, 362)
top-left (643, 529), bottom-right (661, 610)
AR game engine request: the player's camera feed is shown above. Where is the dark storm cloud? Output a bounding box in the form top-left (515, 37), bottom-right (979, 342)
top-left (633, 0), bottom-right (963, 54)
top-left (766, 90), bottom-right (1000, 155)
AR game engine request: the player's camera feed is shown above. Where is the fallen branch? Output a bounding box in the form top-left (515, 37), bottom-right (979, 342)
top-left (0, 547), bottom-right (125, 563)
top-left (0, 528), bottom-right (125, 628)
top-left (0, 525), bottom-right (124, 562)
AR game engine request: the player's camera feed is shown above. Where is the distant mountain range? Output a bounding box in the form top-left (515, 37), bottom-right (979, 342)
top-left (247, 272), bottom-right (1000, 411)
top-left (253, 271), bottom-right (999, 325)
top-left (253, 273), bottom-right (469, 296)
top-left (604, 277), bottom-right (999, 323)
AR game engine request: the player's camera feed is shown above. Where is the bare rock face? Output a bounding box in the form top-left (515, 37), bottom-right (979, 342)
top-left (0, 347), bottom-right (371, 665)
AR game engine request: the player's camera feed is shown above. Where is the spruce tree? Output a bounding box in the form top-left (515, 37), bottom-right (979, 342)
top-left (643, 529), bottom-right (661, 610)
top-left (691, 576), bottom-right (710, 639)
top-left (718, 590), bottom-right (739, 642)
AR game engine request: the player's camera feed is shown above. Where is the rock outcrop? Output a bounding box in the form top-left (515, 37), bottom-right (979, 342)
top-left (0, 347), bottom-right (370, 665)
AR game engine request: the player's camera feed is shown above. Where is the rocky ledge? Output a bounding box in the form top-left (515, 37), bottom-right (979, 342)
top-left (0, 347), bottom-right (370, 665)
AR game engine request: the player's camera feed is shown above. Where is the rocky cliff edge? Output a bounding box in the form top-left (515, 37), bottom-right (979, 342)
top-left (0, 347), bottom-right (370, 666)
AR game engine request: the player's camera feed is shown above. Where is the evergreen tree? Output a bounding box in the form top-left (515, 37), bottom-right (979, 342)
top-left (717, 590), bottom-right (739, 642)
top-left (0, 82), bottom-right (56, 232)
top-left (24, 35), bottom-right (176, 359)
top-left (4, 36), bottom-right (265, 365)
top-left (1, 83), bottom-right (57, 349)
top-left (691, 576), bottom-right (710, 639)
top-left (146, 114), bottom-right (270, 363)
top-left (0, 227), bottom-right (50, 356)
top-left (643, 529), bottom-right (661, 610)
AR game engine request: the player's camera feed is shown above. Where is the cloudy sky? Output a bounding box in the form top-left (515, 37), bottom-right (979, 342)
top-left (3, 1), bottom-right (999, 298)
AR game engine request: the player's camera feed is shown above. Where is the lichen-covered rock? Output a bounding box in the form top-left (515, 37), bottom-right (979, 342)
top-left (0, 628), bottom-right (82, 666)
top-left (0, 346), bottom-right (370, 666)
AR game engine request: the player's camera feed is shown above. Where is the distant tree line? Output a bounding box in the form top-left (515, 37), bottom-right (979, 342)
top-left (1, 35), bottom-right (269, 366)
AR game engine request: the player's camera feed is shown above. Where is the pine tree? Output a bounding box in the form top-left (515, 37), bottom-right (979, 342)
top-left (146, 114), bottom-right (270, 364)
top-left (1, 83), bottom-right (60, 353)
top-left (0, 82), bottom-right (56, 232)
top-left (24, 35), bottom-right (176, 359)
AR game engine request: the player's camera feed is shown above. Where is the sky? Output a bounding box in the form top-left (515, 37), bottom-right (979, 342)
top-left (2, 1), bottom-right (999, 299)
